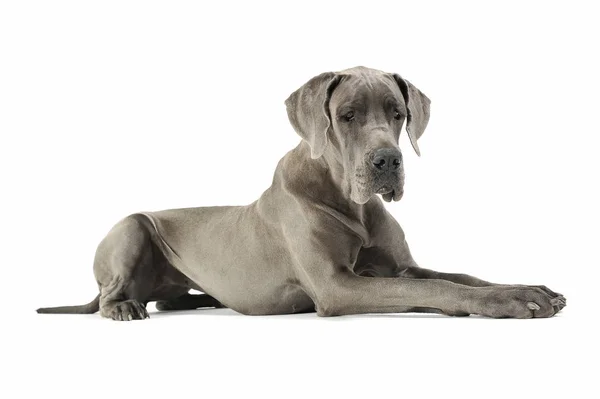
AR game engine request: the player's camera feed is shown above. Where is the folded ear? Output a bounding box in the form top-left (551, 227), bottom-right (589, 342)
top-left (285, 72), bottom-right (342, 159)
top-left (393, 74), bottom-right (431, 156)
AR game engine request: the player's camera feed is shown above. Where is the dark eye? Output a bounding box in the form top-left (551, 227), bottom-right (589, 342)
top-left (394, 110), bottom-right (402, 120)
top-left (343, 111), bottom-right (355, 122)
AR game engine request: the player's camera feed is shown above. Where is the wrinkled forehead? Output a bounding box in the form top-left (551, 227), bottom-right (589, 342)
top-left (330, 73), bottom-right (406, 112)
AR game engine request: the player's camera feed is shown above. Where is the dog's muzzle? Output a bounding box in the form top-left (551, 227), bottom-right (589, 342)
top-left (372, 148), bottom-right (404, 202)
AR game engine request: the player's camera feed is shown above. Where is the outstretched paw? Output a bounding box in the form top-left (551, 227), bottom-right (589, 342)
top-left (477, 285), bottom-right (564, 319)
top-left (521, 284), bottom-right (566, 312)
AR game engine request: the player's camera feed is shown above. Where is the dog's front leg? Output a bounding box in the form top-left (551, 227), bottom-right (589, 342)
top-left (371, 217), bottom-right (566, 311)
top-left (398, 265), bottom-right (566, 312)
top-left (308, 269), bottom-right (562, 318)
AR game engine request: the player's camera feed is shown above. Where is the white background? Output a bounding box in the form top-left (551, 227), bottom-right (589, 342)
top-left (1, 1), bottom-right (598, 398)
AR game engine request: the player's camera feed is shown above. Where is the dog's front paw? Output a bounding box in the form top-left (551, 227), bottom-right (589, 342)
top-left (474, 286), bottom-right (565, 319)
top-left (522, 284), bottom-right (566, 311)
top-left (500, 284), bottom-right (566, 312)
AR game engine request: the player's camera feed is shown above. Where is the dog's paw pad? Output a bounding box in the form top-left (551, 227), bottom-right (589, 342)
top-left (527, 302), bottom-right (541, 311)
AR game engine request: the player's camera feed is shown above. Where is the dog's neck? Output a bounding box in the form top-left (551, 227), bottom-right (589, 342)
top-left (280, 141), bottom-right (369, 219)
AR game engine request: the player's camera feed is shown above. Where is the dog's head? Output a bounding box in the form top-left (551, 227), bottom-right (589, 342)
top-left (285, 66), bottom-right (430, 204)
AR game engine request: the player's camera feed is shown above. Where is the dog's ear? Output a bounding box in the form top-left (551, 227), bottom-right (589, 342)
top-left (393, 74), bottom-right (431, 156)
top-left (285, 72), bottom-right (342, 159)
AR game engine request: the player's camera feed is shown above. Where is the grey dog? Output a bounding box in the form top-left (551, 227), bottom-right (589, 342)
top-left (37, 66), bottom-right (566, 320)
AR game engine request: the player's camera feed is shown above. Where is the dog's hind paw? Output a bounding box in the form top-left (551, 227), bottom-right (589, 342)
top-left (107, 300), bottom-right (149, 321)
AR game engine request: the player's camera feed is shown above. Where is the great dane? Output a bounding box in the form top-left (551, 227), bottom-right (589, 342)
top-left (37, 66), bottom-right (566, 320)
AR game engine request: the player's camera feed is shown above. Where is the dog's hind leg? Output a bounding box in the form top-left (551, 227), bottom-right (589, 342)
top-left (156, 293), bottom-right (224, 311)
top-left (94, 215), bottom-right (158, 321)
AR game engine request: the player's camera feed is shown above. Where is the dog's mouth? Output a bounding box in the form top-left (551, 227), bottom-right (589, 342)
top-left (376, 186), bottom-right (393, 194)
top-left (378, 186), bottom-right (403, 202)
top-left (351, 166), bottom-right (404, 204)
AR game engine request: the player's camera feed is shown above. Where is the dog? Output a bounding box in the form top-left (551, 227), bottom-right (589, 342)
top-left (37, 66), bottom-right (566, 320)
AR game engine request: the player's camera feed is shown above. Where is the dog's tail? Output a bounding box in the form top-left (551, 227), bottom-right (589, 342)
top-left (36, 294), bottom-right (100, 314)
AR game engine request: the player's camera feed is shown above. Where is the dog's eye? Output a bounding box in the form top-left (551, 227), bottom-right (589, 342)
top-left (343, 111), bottom-right (355, 122)
top-left (393, 110), bottom-right (402, 120)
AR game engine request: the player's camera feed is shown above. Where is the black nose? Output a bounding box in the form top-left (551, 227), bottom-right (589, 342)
top-left (372, 148), bottom-right (402, 171)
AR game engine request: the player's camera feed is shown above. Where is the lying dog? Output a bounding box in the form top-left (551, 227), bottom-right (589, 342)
top-left (38, 66), bottom-right (566, 320)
